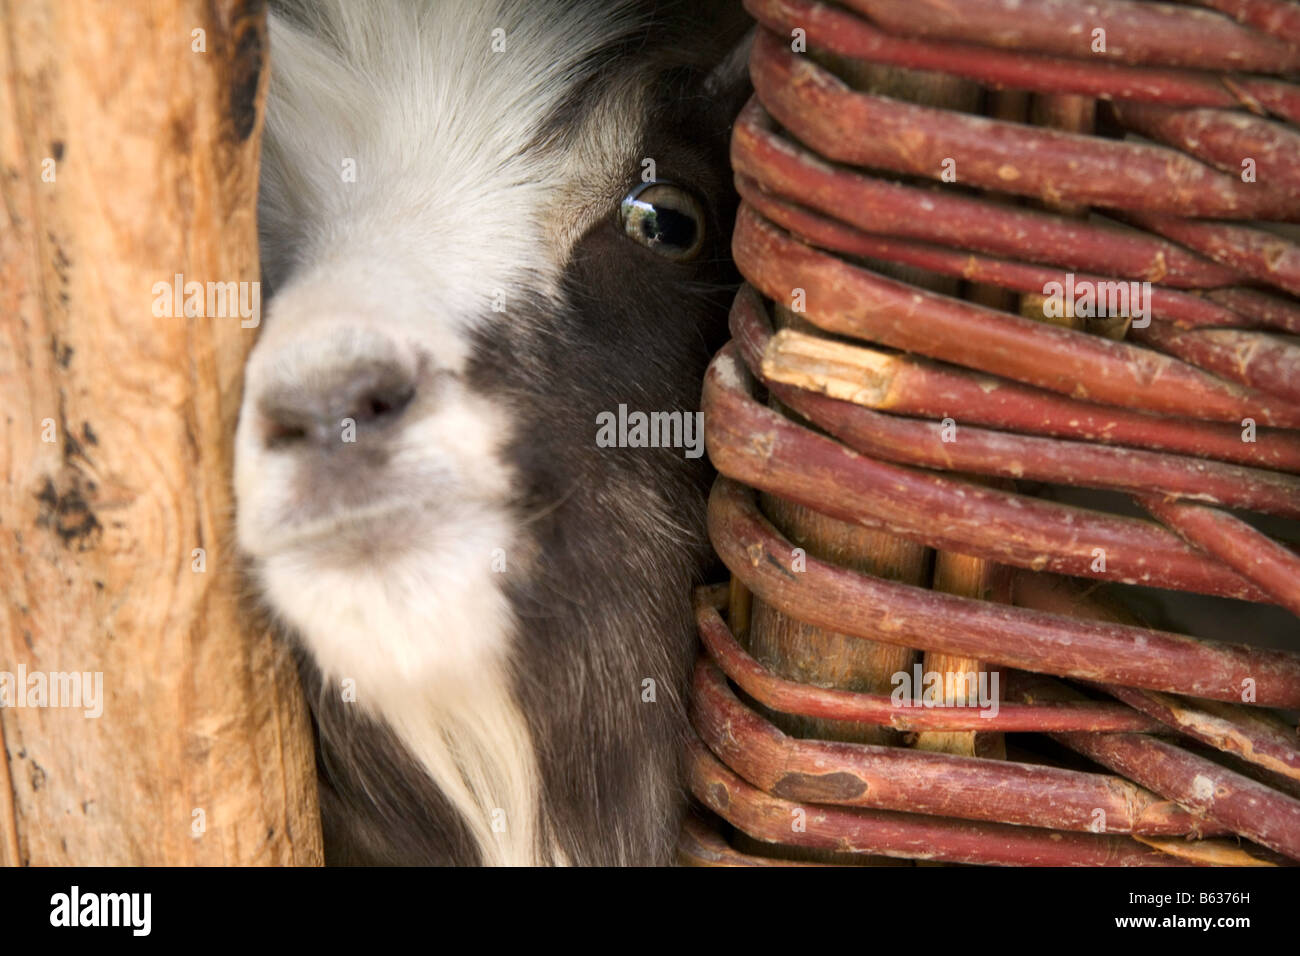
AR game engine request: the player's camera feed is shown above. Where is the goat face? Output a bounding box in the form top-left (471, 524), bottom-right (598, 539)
top-left (233, 0), bottom-right (749, 864)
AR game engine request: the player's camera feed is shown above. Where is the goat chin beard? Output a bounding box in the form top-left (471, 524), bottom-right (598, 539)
top-left (260, 511), bottom-right (561, 865)
top-left (377, 672), bottom-right (559, 867)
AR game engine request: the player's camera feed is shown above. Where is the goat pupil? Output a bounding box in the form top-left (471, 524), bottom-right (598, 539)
top-left (620, 184), bottom-right (704, 259)
top-left (641, 206), bottom-right (696, 249)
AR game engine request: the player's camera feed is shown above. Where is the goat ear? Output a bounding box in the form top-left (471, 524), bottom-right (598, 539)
top-left (694, 0), bottom-right (757, 49)
top-left (680, 0), bottom-right (754, 116)
top-left (703, 24), bottom-right (755, 111)
top-left (701, 24), bottom-right (756, 127)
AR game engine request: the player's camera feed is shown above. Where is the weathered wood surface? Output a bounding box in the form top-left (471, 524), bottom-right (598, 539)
top-left (0, 0), bottom-right (322, 865)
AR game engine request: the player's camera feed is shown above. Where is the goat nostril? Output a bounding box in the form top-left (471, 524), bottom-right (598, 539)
top-left (261, 405), bottom-right (333, 449)
top-left (266, 421), bottom-right (308, 447)
top-left (360, 383), bottom-right (414, 423)
top-left (258, 361), bottom-right (417, 450)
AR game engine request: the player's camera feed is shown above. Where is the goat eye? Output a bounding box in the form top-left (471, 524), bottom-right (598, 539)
top-left (619, 182), bottom-right (705, 261)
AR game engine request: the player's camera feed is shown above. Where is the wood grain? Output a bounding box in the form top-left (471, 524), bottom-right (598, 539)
top-left (0, 0), bottom-right (322, 865)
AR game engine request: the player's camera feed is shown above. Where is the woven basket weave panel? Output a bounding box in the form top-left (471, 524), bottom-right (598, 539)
top-left (682, 0), bottom-right (1300, 867)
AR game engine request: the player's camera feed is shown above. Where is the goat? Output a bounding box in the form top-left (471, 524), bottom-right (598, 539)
top-left (233, 0), bottom-right (752, 864)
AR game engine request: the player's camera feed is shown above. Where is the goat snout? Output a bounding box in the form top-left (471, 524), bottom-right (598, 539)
top-left (258, 359), bottom-right (416, 450)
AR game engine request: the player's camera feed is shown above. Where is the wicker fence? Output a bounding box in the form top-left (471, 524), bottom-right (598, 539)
top-left (682, 0), bottom-right (1300, 866)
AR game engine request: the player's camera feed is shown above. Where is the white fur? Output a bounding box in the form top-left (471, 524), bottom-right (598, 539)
top-left (236, 0), bottom-right (655, 865)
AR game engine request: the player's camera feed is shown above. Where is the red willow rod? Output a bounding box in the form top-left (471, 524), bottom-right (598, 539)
top-left (692, 658), bottom-right (1217, 836)
top-left (1056, 731), bottom-right (1300, 862)
top-left (1178, 0), bottom-right (1300, 47)
top-left (1131, 213), bottom-right (1300, 297)
top-left (1234, 78), bottom-right (1300, 126)
top-left (676, 813), bottom-right (817, 867)
top-left (744, 0), bottom-right (1298, 111)
top-left (733, 292), bottom-right (1300, 516)
top-left (838, 0), bottom-right (1300, 72)
top-left (749, 29), bottom-right (1298, 219)
top-left (731, 98), bottom-right (1240, 287)
top-left (1207, 287), bottom-right (1300, 335)
top-left (998, 573), bottom-right (1300, 860)
top-left (728, 283), bottom-right (1300, 474)
top-left (770, 373), bottom-right (1300, 518)
top-left (1100, 685), bottom-right (1300, 786)
top-left (1112, 101), bottom-right (1300, 199)
top-left (1139, 494), bottom-right (1300, 618)
top-left (687, 737), bottom-right (1182, 866)
top-left (734, 204), bottom-right (1300, 427)
top-left (736, 176), bottom-right (1252, 329)
top-left (705, 472), bottom-right (1300, 706)
top-left (695, 601), bottom-right (1163, 733)
top-left (1133, 324), bottom-right (1300, 405)
top-left (1005, 665), bottom-right (1298, 861)
top-left (706, 342), bottom-right (1270, 600)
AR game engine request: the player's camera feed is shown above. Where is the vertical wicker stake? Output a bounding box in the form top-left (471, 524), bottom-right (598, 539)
top-left (911, 89), bottom-right (1029, 762)
top-left (736, 61), bottom-right (983, 862)
top-left (912, 552), bottom-right (1011, 759)
top-left (1029, 92), bottom-right (1135, 340)
top-left (0, 0), bottom-right (322, 865)
top-left (748, 481), bottom-right (926, 748)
